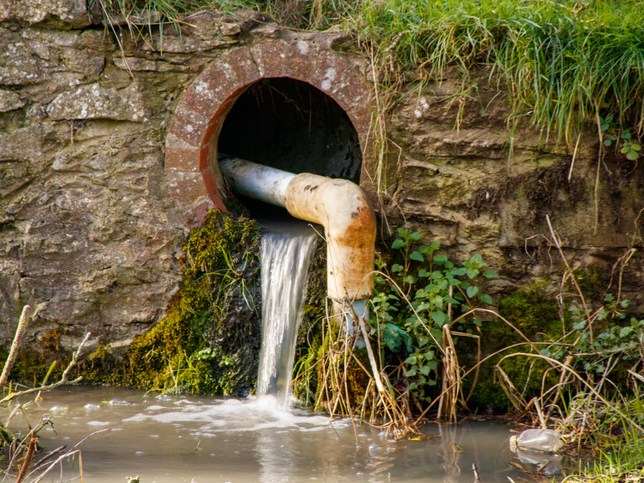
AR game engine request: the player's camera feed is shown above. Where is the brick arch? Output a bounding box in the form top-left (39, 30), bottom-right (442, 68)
top-left (164, 39), bottom-right (372, 226)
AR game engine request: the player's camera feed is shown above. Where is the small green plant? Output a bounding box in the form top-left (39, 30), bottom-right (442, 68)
top-left (541, 294), bottom-right (644, 377)
top-left (369, 228), bottom-right (497, 413)
top-left (601, 115), bottom-right (641, 161)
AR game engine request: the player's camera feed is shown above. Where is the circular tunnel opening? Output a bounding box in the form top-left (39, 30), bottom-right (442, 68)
top-left (217, 77), bottom-right (362, 218)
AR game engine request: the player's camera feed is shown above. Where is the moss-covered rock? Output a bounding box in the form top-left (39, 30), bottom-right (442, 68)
top-left (105, 210), bottom-right (262, 396)
top-left (464, 286), bottom-right (562, 413)
top-left (5, 327), bottom-right (72, 386)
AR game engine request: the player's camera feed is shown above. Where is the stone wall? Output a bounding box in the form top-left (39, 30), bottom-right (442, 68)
top-left (1, 2), bottom-right (641, 352)
top-left (384, 70), bottom-right (643, 303)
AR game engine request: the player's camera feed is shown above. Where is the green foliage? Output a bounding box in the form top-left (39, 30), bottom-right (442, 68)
top-left (601, 114), bottom-right (641, 161)
top-left (578, 395), bottom-right (644, 482)
top-left (96, 0), bottom-right (263, 23)
top-left (112, 210), bottom-right (262, 396)
top-left (370, 228), bottom-right (497, 405)
top-left (542, 294), bottom-right (644, 378)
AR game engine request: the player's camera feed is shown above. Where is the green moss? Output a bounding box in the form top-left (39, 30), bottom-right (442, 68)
top-left (573, 264), bottom-right (607, 302)
top-left (497, 288), bottom-right (562, 340)
top-left (106, 210), bottom-right (262, 396)
top-left (292, 240), bottom-right (328, 404)
top-left (7, 328), bottom-right (71, 385)
top-left (465, 286), bottom-right (563, 412)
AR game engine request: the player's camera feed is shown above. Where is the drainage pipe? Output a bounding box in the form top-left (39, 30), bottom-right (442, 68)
top-left (219, 157), bottom-right (375, 302)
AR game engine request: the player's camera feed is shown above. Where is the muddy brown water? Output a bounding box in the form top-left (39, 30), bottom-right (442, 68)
top-left (0, 386), bottom-right (546, 482)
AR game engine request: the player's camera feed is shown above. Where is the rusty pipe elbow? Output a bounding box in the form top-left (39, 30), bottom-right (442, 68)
top-left (284, 173), bottom-right (375, 301)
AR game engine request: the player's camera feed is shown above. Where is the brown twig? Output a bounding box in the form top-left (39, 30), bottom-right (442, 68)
top-left (546, 215), bottom-right (593, 346)
top-left (15, 433), bottom-right (37, 483)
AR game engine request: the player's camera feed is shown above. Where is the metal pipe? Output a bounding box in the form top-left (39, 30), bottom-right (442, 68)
top-left (220, 157), bottom-right (375, 301)
top-left (219, 157), bottom-right (294, 207)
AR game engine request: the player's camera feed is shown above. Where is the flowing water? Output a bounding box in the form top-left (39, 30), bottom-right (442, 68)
top-left (2, 386), bottom-right (534, 482)
top-left (256, 221), bottom-right (318, 407)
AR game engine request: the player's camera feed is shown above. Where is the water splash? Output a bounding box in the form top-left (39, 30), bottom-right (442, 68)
top-left (256, 221), bottom-right (318, 407)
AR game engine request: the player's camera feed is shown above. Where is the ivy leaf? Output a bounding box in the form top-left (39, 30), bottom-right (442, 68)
top-left (431, 310), bottom-right (447, 326)
top-left (409, 251), bottom-right (424, 262)
top-left (603, 133), bottom-right (616, 147)
top-left (466, 268), bottom-right (479, 279)
top-left (433, 254), bottom-right (448, 265)
top-left (392, 263), bottom-right (404, 273)
top-left (419, 241), bottom-right (439, 255)
top-left (418, 269), bottom-right (430, 278)
top-left (403, 275), bottom-right (417, 284)
top-left (392, 239), bottom-right (405, 249)
top-left (479, 294), bottom-right (494, 305)
top-left (625, 148), bottom-right (640, 161)
top-left (572, 320), bottom-right (586, 331)
top-left (410, 231), bottom-right (421, 241)
top-left (468, 253), bottom-right (484, 267)
top-left (600, 115), bottom-right (612, 132)
top-left (466, 285), bottom-right (479, 298)
top-left (483, 269), bottom-right (498, 279)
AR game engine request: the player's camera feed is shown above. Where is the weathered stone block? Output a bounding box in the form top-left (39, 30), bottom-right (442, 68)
top-left (60, 47), bottom-right (105, 77)
top-left (0, 0), bottom-right (94, 28)
top-left (0, 89), bottom-right (24, 112)
top-left (46, 83), bottom-right (147, 121)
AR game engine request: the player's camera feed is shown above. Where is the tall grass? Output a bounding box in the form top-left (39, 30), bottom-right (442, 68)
top-left (98, 0), bottom-right (643, 144)
top-left (346, 0), bottom-right (643, 142)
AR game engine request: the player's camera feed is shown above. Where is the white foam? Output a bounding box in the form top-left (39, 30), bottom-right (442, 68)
top-left (122, 396), bottom-right (336, 434)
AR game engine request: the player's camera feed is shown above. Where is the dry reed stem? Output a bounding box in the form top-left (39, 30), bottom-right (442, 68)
top-left (0, 305), bottom-right (31, 390)
top-left (546, 215), bottom-right (594, 345)
top-left (497, 352), bottom-right (644, 433)
top-left (14, 433), bottom-right (37, 483)
top-left (413, 311), bottom-right (540, 424)
top-left (28, 429), bottom-right (108, 482)
top-left (351, 304), bottom-right (417, 437)
top-left (437, 325), bottom-right (459, 422)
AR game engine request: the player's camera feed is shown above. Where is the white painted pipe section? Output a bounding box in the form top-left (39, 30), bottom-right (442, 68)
top-left (220, 157), bottom-right (376, 301)
top-left (219, 157), bottom-right (295, 207)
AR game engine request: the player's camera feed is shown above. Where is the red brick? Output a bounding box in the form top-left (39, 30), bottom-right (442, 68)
top-left (165, 147), bottom-right (200, 172)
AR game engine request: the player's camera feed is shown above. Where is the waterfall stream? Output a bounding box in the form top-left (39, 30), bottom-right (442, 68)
top-left (256, 221), bottom-right (318, 407)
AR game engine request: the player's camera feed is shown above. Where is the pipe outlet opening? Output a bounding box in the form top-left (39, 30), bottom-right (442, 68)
top-left (218, 78), bottom-right (362, 218)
